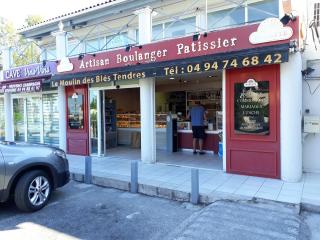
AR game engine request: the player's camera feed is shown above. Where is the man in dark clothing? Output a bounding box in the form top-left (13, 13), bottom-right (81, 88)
top-left (187, 101), bottom-right (207, 154)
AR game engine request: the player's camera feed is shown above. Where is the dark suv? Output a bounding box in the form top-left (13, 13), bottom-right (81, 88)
top-left (0, 141), bottom-right (69, 212)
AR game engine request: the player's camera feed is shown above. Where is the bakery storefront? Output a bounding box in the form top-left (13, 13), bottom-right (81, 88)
top-left (1, 62), bottom-right (59, 146)
top-left (51, 18), bottom-right (301, 179)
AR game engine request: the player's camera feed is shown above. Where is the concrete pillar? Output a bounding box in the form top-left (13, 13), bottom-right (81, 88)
top-left (2, 47), bottom-right (12, 69)
top-left (2, 47), bottom-right (13, 142)
top-left (140, 78), bottom-right (156, 163)
top-left (196, 9), bottom-right (207, 32)
top-left (134, 6), bottom-right (153, 45)
top-left (4, 93), bottom-right (13, 142)
top-left (222, 70), bottom-right (227, 172)
top-left (135, 7), bottom-right (156, 163)
top-left (53, 22), bottom-right (68, 151)
top-left (280, 52), bottom-right (302, 182)
top-left (57, 87), bottom-right (67, 151)
top-left (53, 22), bottom-right (68, 60)
top-left (97, 90), bottom-right (102, 156)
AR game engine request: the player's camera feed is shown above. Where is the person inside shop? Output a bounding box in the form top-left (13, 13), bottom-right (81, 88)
top-left (187, 101), bottom-right (207, 155)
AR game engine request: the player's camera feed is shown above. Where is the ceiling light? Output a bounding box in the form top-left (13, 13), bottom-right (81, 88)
top-left (125, 45), bottom-right (131, 52)
top-left (301, 67), bottom-right (315, 77)
top-left (193, 33), bottom-right (200, 41)
top-left (78, 54), bottom-right (84, 60)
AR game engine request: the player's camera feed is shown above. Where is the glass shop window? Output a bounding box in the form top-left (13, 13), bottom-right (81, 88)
top-left (13, 98), bottom-right (25, 142)
top-left (26, 97), bottom-right (41, 144)
top-left (68, 94), bottom-right (84, 130)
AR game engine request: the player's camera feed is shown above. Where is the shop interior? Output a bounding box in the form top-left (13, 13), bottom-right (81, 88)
top-left (91, 71), bottom-right (223, 170)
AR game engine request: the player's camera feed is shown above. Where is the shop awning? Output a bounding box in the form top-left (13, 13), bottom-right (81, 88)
top-left (49, 43), bottom-right (290, 87)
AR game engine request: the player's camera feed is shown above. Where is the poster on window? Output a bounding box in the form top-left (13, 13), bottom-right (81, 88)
top-left (234, 79), bottom-right (269, 135)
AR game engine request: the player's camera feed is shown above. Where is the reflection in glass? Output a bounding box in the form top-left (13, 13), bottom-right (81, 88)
top-left (208, 7), bottom-right (245, 30)
top-left (43, 94), bottom-right (59, 146)
top-left (13, 98), bottom-right (25, 142)
top-left (106, 33), bottom-right (129, 49)
top-left (248, 0), bottom-right (279, 22)
top-left (27, 97), bottom-right (41, 143)
top-left (68, 94), bottom-right (84, 129)
top-left (90, 91), bottom-right (98, 154)
top-left (165, 17), bottom-right (196, 38)
top-left (0, 98), bottom-right (5, 141)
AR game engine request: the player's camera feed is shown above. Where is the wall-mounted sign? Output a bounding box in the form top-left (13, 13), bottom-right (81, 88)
top-left (249, 18), bottom-right (293, 44)
top-left (51, 45), bottom-right (289, 87)
top-left (244, 79), bottom-right (258, 87)
top-left (0, 80), bottom-right (42, 93)
top-left (54, 19), bottom-right (298, 76)
top-left (3, 62), bottom-right (56, 81)
top-left (160, 51), bottom-right (288, 77)
top-left (57, 57), bottom-right (74, 73)
top-left (234, 80), bottom-right (270, 135)
top-left (51, 70), bottom-right (148, 87)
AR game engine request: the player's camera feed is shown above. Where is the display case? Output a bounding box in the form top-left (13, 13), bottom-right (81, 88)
top-left (116, 113), bottom-right (167, 128)
top-left (117, 114), bottom-right (140, 128)
top-left (155, 114), bottom-right (167, 128)
top-left (178, 121), bottom-right (191, 130)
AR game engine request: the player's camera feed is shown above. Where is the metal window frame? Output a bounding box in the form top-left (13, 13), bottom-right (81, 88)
top-left (10, 90), bottom-right (58, 144)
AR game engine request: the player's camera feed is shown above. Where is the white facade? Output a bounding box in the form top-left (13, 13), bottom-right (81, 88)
top-left (1, 0), bottom-right (314, 181)
top-left (296, 0), bottom-right (320, 173)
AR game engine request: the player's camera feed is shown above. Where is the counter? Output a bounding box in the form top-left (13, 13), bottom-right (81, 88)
top-left (177, 129), bottom-right (220, 153)
top-left (117, 128), bottom-right (220, 153)
top-left (117, 128), bottom-right (166, 150)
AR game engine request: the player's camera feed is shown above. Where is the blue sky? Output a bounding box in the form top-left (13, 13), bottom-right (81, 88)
top-left (0, 0), bottom-right (101, 27)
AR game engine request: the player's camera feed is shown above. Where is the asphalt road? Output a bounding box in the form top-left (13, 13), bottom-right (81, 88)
top-left (0, 181), bottom-right (201, 240)
top-left (0, 181), bottom-right (317, 240)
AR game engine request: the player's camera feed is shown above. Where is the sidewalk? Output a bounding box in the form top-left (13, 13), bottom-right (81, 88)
top-left (68, 154), bottom-right (320, 207)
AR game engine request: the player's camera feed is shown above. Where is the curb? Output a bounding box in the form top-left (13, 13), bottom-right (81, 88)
top-left (69, 172), bottom-right (303, 212)
top-left (301, 202), bottom-right (320, 214)
top-left (71, 172), bottom-right (191, 202)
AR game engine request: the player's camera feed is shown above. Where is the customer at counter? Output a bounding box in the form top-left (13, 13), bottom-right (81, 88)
top-left (187, 101), bottom-right (207, 155)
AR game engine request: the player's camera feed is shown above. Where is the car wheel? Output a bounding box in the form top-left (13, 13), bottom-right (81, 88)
top-left (14, 170), bottom-right (52, 212)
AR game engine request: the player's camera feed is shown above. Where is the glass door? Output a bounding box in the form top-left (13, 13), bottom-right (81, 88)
top-left (89, 90), bottom-right (105, 156)
top-left (13, 98), bottom-right (26, 142)
top-left (26, 97), bottom-right (42, 144)
top-left (43, 93), bottom-right (59, 146)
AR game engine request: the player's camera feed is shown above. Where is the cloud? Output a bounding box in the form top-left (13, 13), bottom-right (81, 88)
top-left (57, 57), bottom-right (74, 73)
top-left (249, 18), bottom-right (293, 44)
